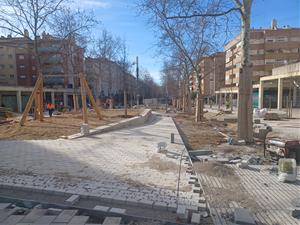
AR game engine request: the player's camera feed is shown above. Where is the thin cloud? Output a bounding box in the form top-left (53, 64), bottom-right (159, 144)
top-left (71, 0), bottom-right (111, 9)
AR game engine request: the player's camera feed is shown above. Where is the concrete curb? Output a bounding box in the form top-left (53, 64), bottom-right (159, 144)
top-left (67, 109), bottom-right (152, 139)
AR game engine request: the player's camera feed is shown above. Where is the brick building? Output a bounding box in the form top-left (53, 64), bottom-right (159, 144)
top-left (217, 20), bottom-right (300, 107)
top-left (190, 52), bottom-right (225, 103)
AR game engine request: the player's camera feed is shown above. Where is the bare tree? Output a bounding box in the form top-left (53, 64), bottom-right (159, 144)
top-left (50, 7), bottom-right (97, 108)
top-left (93, 29), bottom-right (121, 99)
top-left (139, 0), bottom-right (222, 122)
top-left (117, 39), bottom-right (131, 116)
top-left (0, 0), bottom-right (67, 70)
top-left (139, 0), bottom-right (253, 142)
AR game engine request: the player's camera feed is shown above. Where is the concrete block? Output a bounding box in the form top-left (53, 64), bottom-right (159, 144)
top-left (65, 194), bottom-right (80, 205)
top-left (93, 205), bottom-right (110, 212)
top-left (53, 210), bottom-right (78, 223)
top-left (291, 208), bottom-right (300, 218)
top-left (67, 216), bottom-right (89, 225)
top-left (102, 217), bottom-right (122, 225)
top-left (189, 150), bottom-right (213, 156)
top-left (198, 203), bottom-right (207, 211)
top-left (109, 208), bottom-right (126, 214)
top-left (234, 208), bottom-right (255, 225)
top-left (80, 123), bottom-right (90, 135)
top-left (193, 186), bottom-right (201, 193)
top-left (138, 199), bottom-right (154, 208)
top-left (47, 208), bottom-right (62, 215)
top-left (176, 205), bottom-right (188, 219)
top-left (199, 197), bottom-right (206, 203)
top-left (191, 213), bottom-right (201, 224)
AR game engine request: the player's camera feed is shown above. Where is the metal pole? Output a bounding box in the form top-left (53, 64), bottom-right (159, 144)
top-left (136, 56), bottom-right (139, 107)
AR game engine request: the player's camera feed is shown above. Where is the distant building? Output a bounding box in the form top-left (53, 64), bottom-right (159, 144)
top-left (0, 31), bottom-right (84, 111)
top-left (85, 57), bottom-right (137, 105)
top-left (190, 52), bottom-right (225, 103)
top-left (0, 35), bottom-right (34, 86)
top-left (38, 32), bottom-right (84, 88)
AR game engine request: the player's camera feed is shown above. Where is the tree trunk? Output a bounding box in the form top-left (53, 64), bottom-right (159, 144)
top-left (124, 89), bottom-right (128, 117)
top-left (237, 0), bottom-right (253, 142)
top-left (195, 73), bottom-right (204, 122)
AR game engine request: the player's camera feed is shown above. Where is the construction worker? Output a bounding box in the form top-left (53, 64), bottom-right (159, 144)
top-left (47, 102), bottom-right (55, 117)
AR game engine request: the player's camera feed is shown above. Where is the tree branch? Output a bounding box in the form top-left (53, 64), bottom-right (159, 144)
top-left (166, 7), bottom-right (240, 19)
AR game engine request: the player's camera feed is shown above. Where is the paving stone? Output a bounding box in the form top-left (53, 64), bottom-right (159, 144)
top-left (199, 197), bottom-right (206, 203)
top-left (0, 209), bottom-right (18, 222)
top-left (65, 194), bottom-right (80, 205)
top-left (153, 202), bottom-right (168, 210)
top-left (0, 203), bottom-right (11, 209)
top-left (67, 216), bottom-right (89, 224)
top-left (176, 205), bottom-right (187, 219)
top-left (93, 205), bottom-right (110, 212)
top-left (191, 213), bottom-right (201, 224)
top-left (138, 199), bottom-right (154, 208)
top-left (109, 208), bottom-right (126, 214)
top-left (234, 208), bottom-right (255, 225)
top-left (102, 217), bottom-right (121, 225)
top-left (21, 209), bottom-right (47, 223)
top-left (47, 208), bottom-right (62, 215)
top-left (53, 210), bottom-right (78, 223)
top-left (0, 215), bottom-right (24, 225)
top-left (33, 215), bottom-right (56, 224)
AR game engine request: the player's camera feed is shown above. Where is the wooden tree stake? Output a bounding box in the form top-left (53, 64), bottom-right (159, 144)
top-left (20, 76), bottom-right (43, 126)
top-left (79, 74), bottom-right (88, 124)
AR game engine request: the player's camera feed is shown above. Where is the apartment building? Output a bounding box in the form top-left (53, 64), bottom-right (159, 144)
top-left (85, 57), bottom-right (137, 100)
top-left (224, 20), bottom-right (300, 88)
top-left (216, 20), bottom-right (300, 108)
top-left (0, 35), bottom-right (34, 86)
top-left (38, 32), bottom-right (84, 88)
top-left (190, 52), bottom-right (225, 103)
top-left (0, 32), bottom-right (84, 111)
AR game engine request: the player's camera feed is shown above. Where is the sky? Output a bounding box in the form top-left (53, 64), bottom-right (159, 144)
top-left (72, 0), bottom-right (300, 83)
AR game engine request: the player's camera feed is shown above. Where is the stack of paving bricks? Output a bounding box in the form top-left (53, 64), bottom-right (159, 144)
top-left (176, 159), bottom-right (209, 224)
top-left (0, 203), bottom-right (122, 225)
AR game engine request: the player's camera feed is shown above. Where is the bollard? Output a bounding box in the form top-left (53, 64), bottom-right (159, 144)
top-left (171, 133), bottom-right (175, 143)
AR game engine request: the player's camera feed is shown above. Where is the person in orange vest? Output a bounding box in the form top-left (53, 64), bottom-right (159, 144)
top-left (47, 102), bottom-right (55, 117)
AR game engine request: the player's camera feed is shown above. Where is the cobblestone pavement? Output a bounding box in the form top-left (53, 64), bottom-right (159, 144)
top-left (0, 114), bottom-right (199, 211)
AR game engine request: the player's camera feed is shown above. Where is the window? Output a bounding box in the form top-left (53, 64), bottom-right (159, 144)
top-left (19, 75), bottom-right (26, 79)
top-left (0, 64), bottom-right (5, 69)
top-left (19, 65), bottom-right (25, 69)
top-left (277, 36), bottom-right (287, 42)
top-left (9, 65), bottom-right (14, 69)
top-left (10, 74), bottom-right (14, 78)
top-left (8, 54), bottom-right (12, 58)
top-left (265, 59), bottom-right (275, 64)
top-left (18, 55), bottom-right (25, 60)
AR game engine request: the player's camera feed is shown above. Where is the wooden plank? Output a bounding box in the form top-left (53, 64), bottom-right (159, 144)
top-left (20, 76), bottom-right (42, 126)
top-left (39, 77), bottom-right (44, 122)
top-left (83, 76), bottom-right (102, 120)
top-left (79, 74), bottom-right (88, 124)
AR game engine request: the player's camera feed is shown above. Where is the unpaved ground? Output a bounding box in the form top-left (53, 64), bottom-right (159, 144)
top-left (194, 161), bottom-right (259, 211)
top-left (174, 112), bottom-right (237, 150)
top-left (0, 109), bottom-right (141, 140)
